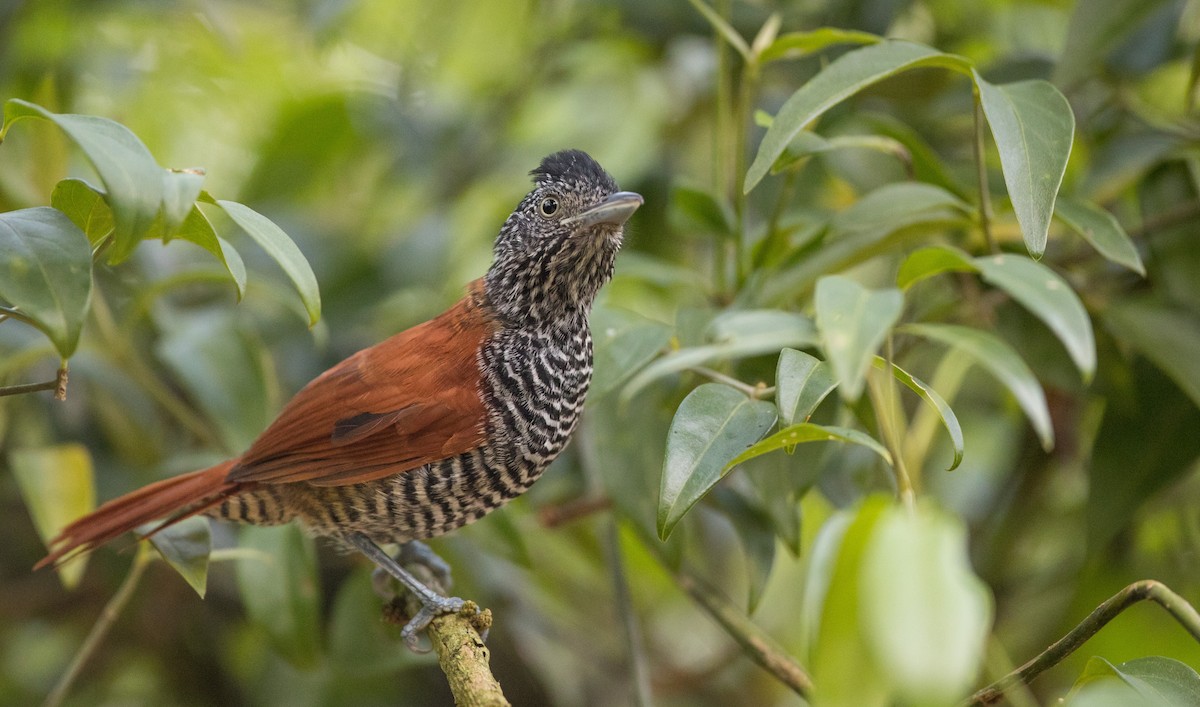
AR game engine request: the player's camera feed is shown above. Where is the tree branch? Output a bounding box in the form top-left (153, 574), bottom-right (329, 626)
top-left (674, 569), bottom-right (814, 699)
top-left (964, 580), bottom-right (1200, 706)
top-left (383, 562), bottom-right (509, 707)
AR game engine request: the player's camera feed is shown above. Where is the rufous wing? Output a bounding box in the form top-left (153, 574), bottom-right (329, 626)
top-left (226, 280), bottom-right (498, 488)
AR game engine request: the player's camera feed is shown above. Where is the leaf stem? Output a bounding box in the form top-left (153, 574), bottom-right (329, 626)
top-left (866, 342), bottom-right (915, 509)
top-left (973, 93), bottom-right (997, 254)
top-left (0, 362), bottom-right (69, 399)
top-left (689, 366), bottom-right (775, 400)
top-left (963, 580), bottom-right (1200, 706)
top-left (44, 548), bottom-right (152, 707)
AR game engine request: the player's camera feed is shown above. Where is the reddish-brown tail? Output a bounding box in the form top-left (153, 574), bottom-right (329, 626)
top-left (36, 460), bottom-right (243, 570)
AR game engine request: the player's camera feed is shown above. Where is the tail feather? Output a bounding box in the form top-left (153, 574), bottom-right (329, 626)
top-left (36, 460), bottom-right (242, 570)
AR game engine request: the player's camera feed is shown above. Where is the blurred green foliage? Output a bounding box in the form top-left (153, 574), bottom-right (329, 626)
top-left (1, 0), bottom-right (1200, 705)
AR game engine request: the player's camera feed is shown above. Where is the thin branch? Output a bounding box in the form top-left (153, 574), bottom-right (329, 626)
top-left (964, 580), bottom-right (1200, 706)
top-left (972, 94), bottom-right (997, 254)
top-left (673, 568), bottom-right (813, 699)
top-left (538, 495), bottom-right (613, 529)
top-left (0, 363), bottom-right (69, 400)
top-left (44, 548), bottom-right (152, 707)
top-left (605, 519), bottom-right (654, 707)
top-left (383, 561), bottom-right (509, 706)
top-left (689, 366), bottom-right (775, 400)
top-left (866, 351), bottom-right (915, 509)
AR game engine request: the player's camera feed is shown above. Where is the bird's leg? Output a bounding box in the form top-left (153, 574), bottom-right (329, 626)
top-left (347, 532), bottom-right (468, 652)
top-left (398, 539), bottom-right (454, 589)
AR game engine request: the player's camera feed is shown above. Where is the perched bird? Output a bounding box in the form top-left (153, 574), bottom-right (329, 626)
top-left (39, 149), bottom-right (642, 648)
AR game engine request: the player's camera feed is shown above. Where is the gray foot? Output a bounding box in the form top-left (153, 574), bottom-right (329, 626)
top-left (348, 533), bottom-right (474, 653)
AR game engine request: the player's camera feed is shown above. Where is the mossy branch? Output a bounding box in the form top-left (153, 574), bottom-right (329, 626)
top-left (383, 562), bottom-right (509, 707)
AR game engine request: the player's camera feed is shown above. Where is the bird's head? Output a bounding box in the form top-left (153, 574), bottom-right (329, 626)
top-left (485, 150), bottom-right (642, 326)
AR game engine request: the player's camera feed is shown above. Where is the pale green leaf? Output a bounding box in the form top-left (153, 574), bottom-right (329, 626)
top-left (10, 444), bottom-right (95, 589)
top-left (815, 275), bottom-right (904, 401)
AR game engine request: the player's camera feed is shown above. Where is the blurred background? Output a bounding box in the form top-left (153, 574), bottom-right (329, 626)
top-left (1, 0), bottom-right (1199, 705)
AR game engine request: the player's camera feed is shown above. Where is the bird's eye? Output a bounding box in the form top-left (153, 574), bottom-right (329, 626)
top-left (539, 197), bottom-right (559, 218)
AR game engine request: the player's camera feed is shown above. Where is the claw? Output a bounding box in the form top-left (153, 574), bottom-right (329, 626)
top-left (400, 595), bottom-right (467, 652)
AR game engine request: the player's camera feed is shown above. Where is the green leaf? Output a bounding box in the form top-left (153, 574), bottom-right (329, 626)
top-left (9, 444), bottom-right (95, 589)
top-left (896, 245), bottom-right (976, 290)
top-left (50, 178), bottom-right (114, 245)
top-left (3, 99), bottom-right (164, 263)
top-left (1071, 656), bottom-right (1200, 706)
top-left (591, 308), bottom-right (672, 397)
top-left (808, 497), bottom-right (891, 706)
top-left (214, 200), bottom-right (321, 326)
top-left (658, 383), bottom-right (777, 540)
top-left (745, 41), bottom-right (972, 193)
top-left (814, 275), bottom-right (904, 402)
top-left (972, 253), bottom-right (1096, 380)
top-left (686, 0), bottom-right (750, 60)
top-left (725, 422), bottom-right (892, 470)
top-left (902, 323), bottom-right (1053, 451)
top-left (670, 184), bottom-right (733, 236)
top-left (860, 504), bottom-right (993, 705)
top-left (147, 516), bottom-right (211, 598)
top-left (974, 76), bottom-right (1074, 258)
top-left (775, 348), bottom-right (837, 426)
top-left (1055, 197), bottom-right (1145, 275)
top-left (1104, 300), bottom-right (1200, 409)
top-left (0, 207), bottom-right (93, 357)
top-left (236, 525), bottom-right (322, 668)
top-left (157, 169), bottom-right (206, 242)
top-left (181, 204), bottom-right (248, 299)
top-left (873, 357), bottom-right (964, 471)
top-left (710, 487), bottom-right (777, 612)
top-left (758, 27), bottom-right (881, 64)
top-left (622, 310), bottom-right (817, 400)
top-left (1056, 0), bottom-right (1175, 87)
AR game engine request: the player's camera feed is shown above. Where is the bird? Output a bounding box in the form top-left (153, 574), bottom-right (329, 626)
top-left (38, 149), bottom-right (642, 649)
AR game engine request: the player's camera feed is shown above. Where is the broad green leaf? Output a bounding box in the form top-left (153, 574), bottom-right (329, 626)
top-left (1071, 656), bottom-right (1200, 706)
top-left (974, 76), bottom-right (1074, 258)
top-left (10, 444), bottom-right (95, 589)
top-left (3, 99), bottom-right (164, 263)
top-left (744, 451), bottom-right (805, 555)
top-left (745, 41), bottom-right (972, 193)
top-left (809, 497), bottom-right (891, 706)
top-left (725, 422), bottom-right (892, 470)
top-left (236, 525), bottom-right (321, 668)
top-left (815, 276), bottom-right (904, 401)
top-left (902, 323), bottom-right (1053, 450)
top-left (50, 178), bottom-right (114, 245)
top-left (860, 505), bottom-right (993, 706)
top-left (181, 205), bottom-right (247, 299)
top-left (623, 310), bottom-right (817, 400)
top-left (147, 516), bottom-right (211, 598)
top-left (872, 357), bottom-right (963, 471)
top-left (1104, 300), bottom-right (1200, 409)
top-left (972, 253), bottom-right (1096, 380)
top-left (157, 169), bottom-right (206, 241)
top-left (754, 183), bottom-right (971, 304)
top-left (758, 27), bottom-right (881, 64)
top-left (215, 200), bottom-right (321, 326)
top-left (710, 487), bottom-right (777, 612)
top-left (0, 207), bottom-right (93, 357)
top-left (896, 245), bottom-right (976, 290)
top-left (1057, 0), bottom-right (1175, 87)
top-left (775, 348), bottom-right (837, 426)
top-left (1055, 197), bottom-right (1145, 275)
top-left (770, 131), bottom-right (834, 174)
top-left (156, 310), bottom-right (273, 452)
top-left (670, 184), bottom-right (733, 236)
top-left (658, 383), bottom-right (777, 540)
top-left (591, 308), bottom-right (671, 396)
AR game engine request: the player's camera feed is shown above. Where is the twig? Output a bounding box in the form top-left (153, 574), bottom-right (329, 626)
top-left (538, 495), bottom-right (613, 528)
top-left (44, 547), bottom-right (152, 707)
top-left (963, 580), bottom-right (1200, 706)
top-left (673, 569), bottom-right (813, 699)
top-left (605, 519), bottom-right (654, 707)
top-left (383, 561), bottom-right (509, 706)
top-left (689, 366), bottom-right (775, 400)
top-left (972, 94), bottom-right (997, 254)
